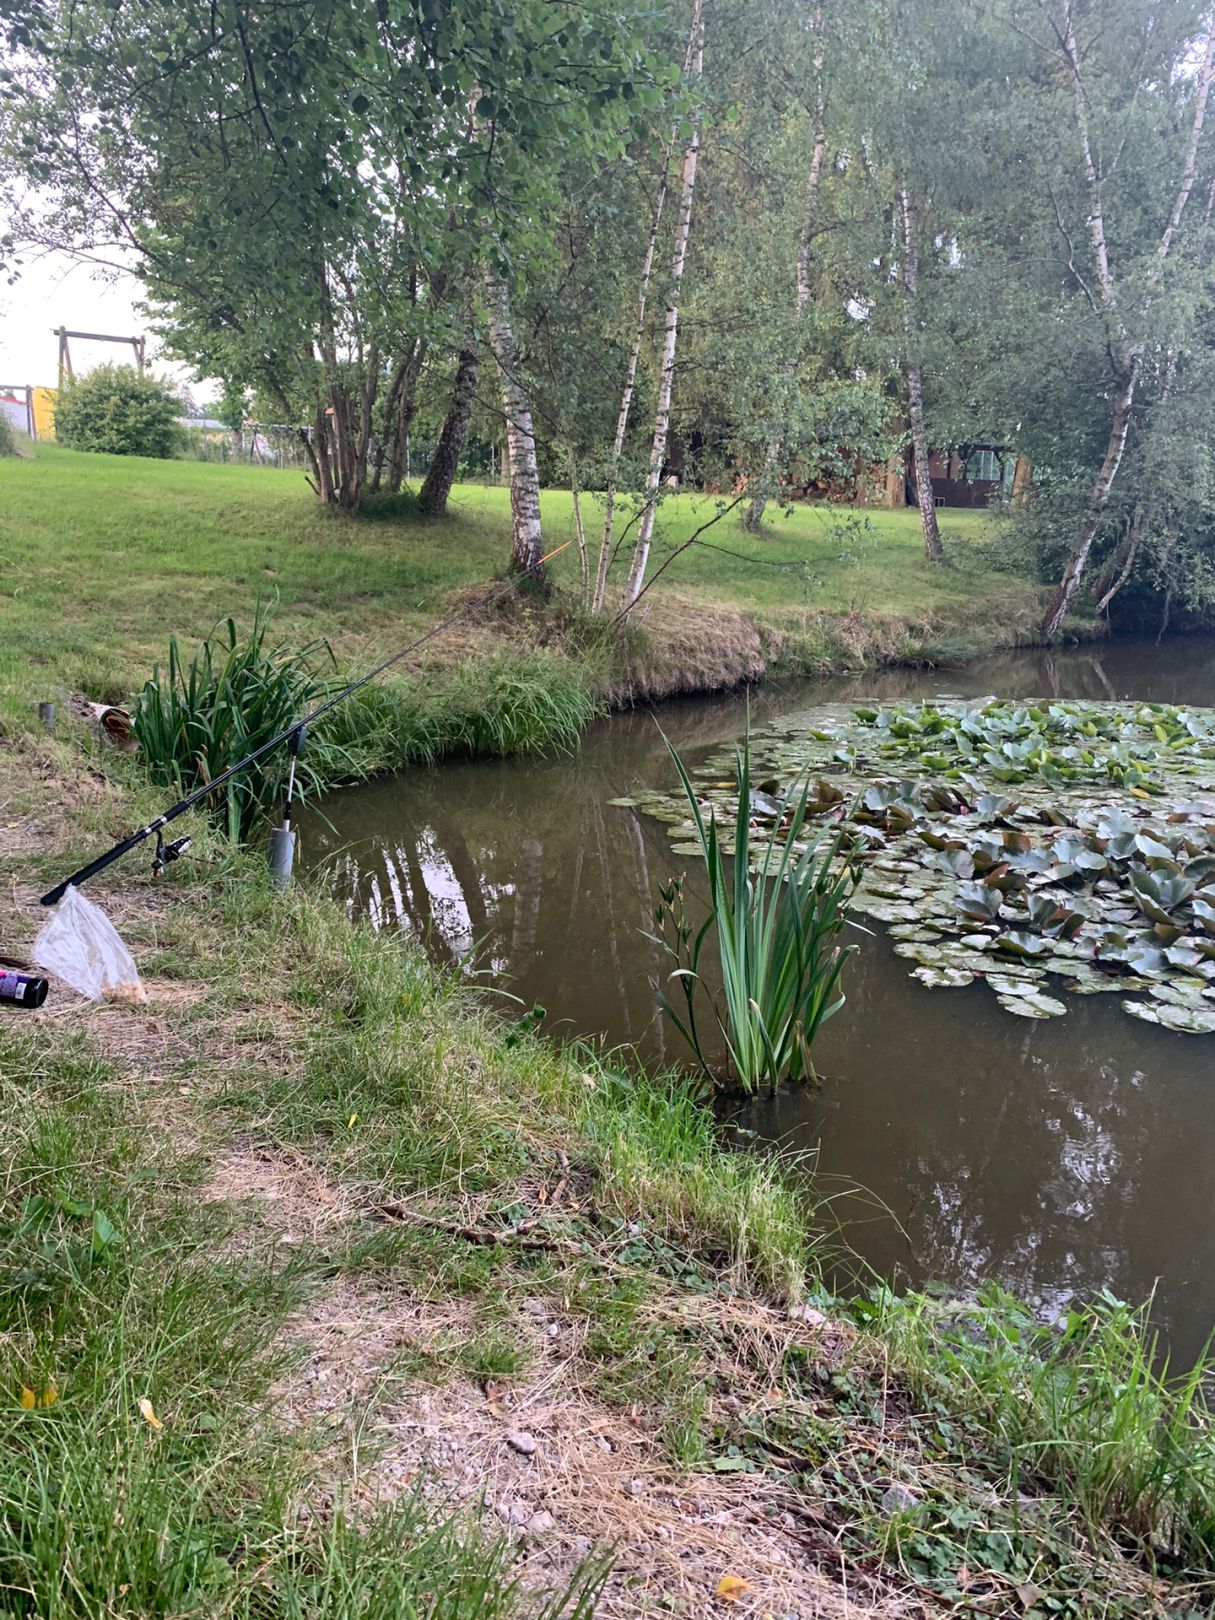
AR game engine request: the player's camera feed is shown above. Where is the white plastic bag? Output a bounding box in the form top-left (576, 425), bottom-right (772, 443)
top-left (34, 885), bottom-right (146, 1003)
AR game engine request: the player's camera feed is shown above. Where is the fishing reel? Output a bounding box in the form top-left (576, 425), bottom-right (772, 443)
top-left (151, 831), bottom-right (192, 878)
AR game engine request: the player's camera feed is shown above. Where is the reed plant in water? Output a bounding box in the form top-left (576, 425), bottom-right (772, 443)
top-left (651, 733), bottom-right (860, 1092)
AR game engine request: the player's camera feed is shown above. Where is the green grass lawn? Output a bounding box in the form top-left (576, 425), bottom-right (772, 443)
top-left (0, 444), bottom-right (1015, 724)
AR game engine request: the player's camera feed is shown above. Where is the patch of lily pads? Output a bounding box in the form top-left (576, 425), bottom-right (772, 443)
top-left (623, 699), bottom-right (1215, 1033)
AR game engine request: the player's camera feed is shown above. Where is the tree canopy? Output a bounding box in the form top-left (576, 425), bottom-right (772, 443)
top-left (3, 0), bottom-right (1215, 625)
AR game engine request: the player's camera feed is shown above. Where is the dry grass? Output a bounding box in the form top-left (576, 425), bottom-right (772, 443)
top-left (276, 1277), bottom-right (916, 1620)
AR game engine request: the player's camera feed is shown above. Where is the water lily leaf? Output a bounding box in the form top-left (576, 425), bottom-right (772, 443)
top-left (748, 790), bottom-right (784, 821)
top-left (855, 896), bottom-right (922, 923)
top-left (1121, 945), bottom-right (1170, 977)
top-left (1130, 867), bottom-right (1197, 921)
top-left (994, 932), bottom-right (1048, 958)
top-left (997, 988), bottom-right (1067, 1018)
top-left (1124, 998), bottom-right (1215, 1033)
top-left (1063, 969), bottom-right (1124, 993)
top-left (957, 881), bottom-right (1002, 922)
top-left (1134, 833), bottom-right (1176, 862)
top-left (1150, 981), bottom-right (1210, 1010)
top-left (912, 964), bottom-right (975, 988)
top-left (1164, 944), bottom-right (1207, 975)
top-left (976, 793), bottom-right (1017, 822)
top-left (936, 848), bottom-right (975, 880)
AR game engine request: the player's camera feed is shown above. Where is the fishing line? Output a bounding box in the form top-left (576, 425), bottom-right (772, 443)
top-left (40, 540), bottom-right (573, 906)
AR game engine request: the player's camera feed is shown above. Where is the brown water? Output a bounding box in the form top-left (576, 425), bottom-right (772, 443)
top-left (305, 638), bottom-right (1215, 1362)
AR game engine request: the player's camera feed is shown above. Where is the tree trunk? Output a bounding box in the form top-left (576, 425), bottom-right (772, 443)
top-left (746, 29), bottom-right (826, 535)
top-left (592, 169), bottom-right (670, 613)
top-left (311, 406), bottom-right (334, 504)
top-left (884, 451), bottom-right (906, 507)
top-left (483, 270), bottom-right (545, 581)
top-left (369, 360), bottom-right (405, 494)
top-left (624, 0), bottom-right (704, 609)
top-left (1011, 453), bottom-right (1032, 507)
top-left (385, 350), bottom-right (426, 495)
top-left (1041, 20), bottom-right (1213, 630)
top-left (592, 10), bottom-right (704, 615)
top-left (371, 340), bottom-right (427, 496)
top-left (744, 436), bottom-right (781, 532)
top-left (1093, 510), bottom-right (1148, 616)
top-left (418, 348), bottom-right (478, 518)
top-left (1041, 364), bottom-right (1139, 635)
top-left (794, 118), bottom-right (828, 314)
top-left (898, 188), bottom-right (943, 561)
top-left (568, 451), bottom-right (590, 606)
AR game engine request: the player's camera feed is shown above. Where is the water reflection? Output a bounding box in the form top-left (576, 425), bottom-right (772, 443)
top-left (304, 636), bottom-right (1215, 1364)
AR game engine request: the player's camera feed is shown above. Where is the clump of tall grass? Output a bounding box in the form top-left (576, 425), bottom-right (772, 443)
top-left (873, 1284), bottom-right (1215, 1563)
top-left (134, 612), bottom-right (598, 846)
top-left (578, 1064), bottom-right (817, 1302)
top-left (652, 734), bottom-right (859, 1093)
top-left (132, 605), bottom-right (353, 841)
top-left (314, 652), bottom-right (600, 774)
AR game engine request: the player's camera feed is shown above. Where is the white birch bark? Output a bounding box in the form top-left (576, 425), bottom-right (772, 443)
top-left (623, 0), bottom-right (704, 610)
top-left (593, 14), bottom-right (702, 613)
top-left (747, 10), bottom-right (826, 532)
top-left (1042, 18), bottom-right (1215, 633)
top-left (591, 176), bottom-right (668, 613)
top-left (898, 188), bottom-right (943, 561)
top-left (483, 267), bottom-right (545, 580)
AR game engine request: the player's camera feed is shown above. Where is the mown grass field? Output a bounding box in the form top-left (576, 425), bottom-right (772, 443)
top-left (0, 444), bottom-right (1023, 731)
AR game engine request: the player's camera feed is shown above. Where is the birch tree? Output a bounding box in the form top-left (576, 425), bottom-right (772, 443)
top-left (591, 170), bottom-right (670, 614)
top-left (483, 271), bottom-right (546, 578)
top-left (1029, 4), bottom-right (1215, 633)
top-left (417, 348), bottom-right (478, 518)
top-left (898, 187), bottom-right (944, 560)
top-left (623, 0), bottom-right (706, 610)
top-left (744, 6), bottom-right (827, 532)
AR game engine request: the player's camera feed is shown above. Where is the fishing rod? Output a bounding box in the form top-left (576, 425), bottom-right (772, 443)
top-left (40, 539), bottom-right (573, 907)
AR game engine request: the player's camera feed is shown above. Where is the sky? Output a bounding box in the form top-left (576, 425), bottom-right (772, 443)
top-left (0, 247), bottom-right (194, 390)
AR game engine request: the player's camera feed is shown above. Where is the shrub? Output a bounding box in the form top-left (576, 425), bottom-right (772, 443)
top-left (0, 413), bottom-right (15, 457)
top-left (53, 364), bottom-right (183, 459)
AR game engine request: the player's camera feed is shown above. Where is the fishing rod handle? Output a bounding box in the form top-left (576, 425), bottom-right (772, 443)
top-left (39, 817), bottom-right (167, 906)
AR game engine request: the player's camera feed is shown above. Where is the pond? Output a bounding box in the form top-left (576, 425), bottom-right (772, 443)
top-left (304, 636), bottom-right (1215, 1365)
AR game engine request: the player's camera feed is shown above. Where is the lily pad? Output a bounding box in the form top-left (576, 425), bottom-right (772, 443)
top-left (1124, 999), bottom-right (1215, 1034)
top-left (912, 964), bottom-right (975, 989)
top-left (624, 696), bottom-right (1215, 1031)
top-left (997, 988), bottom-right (1067, 1018)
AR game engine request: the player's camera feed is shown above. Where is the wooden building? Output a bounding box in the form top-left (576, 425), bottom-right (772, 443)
top-left (908, 445), bottom-right (1014, 508)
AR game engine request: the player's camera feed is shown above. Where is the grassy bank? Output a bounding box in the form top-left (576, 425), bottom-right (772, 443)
top-left (2, 751), bottom-right (1212, 1615)
top-left (2, 445), bottom-right (1199, 1615)
top-left (3, 771), bottom-right (1212, 1609)
top-left (0, 446), bottom-right (1050, 757)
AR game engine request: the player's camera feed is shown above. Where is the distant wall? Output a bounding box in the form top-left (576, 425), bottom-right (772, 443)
top-left (32, 387), bottom-right (57, 439)
top-left (0, 385), bottom-right (59, 440)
